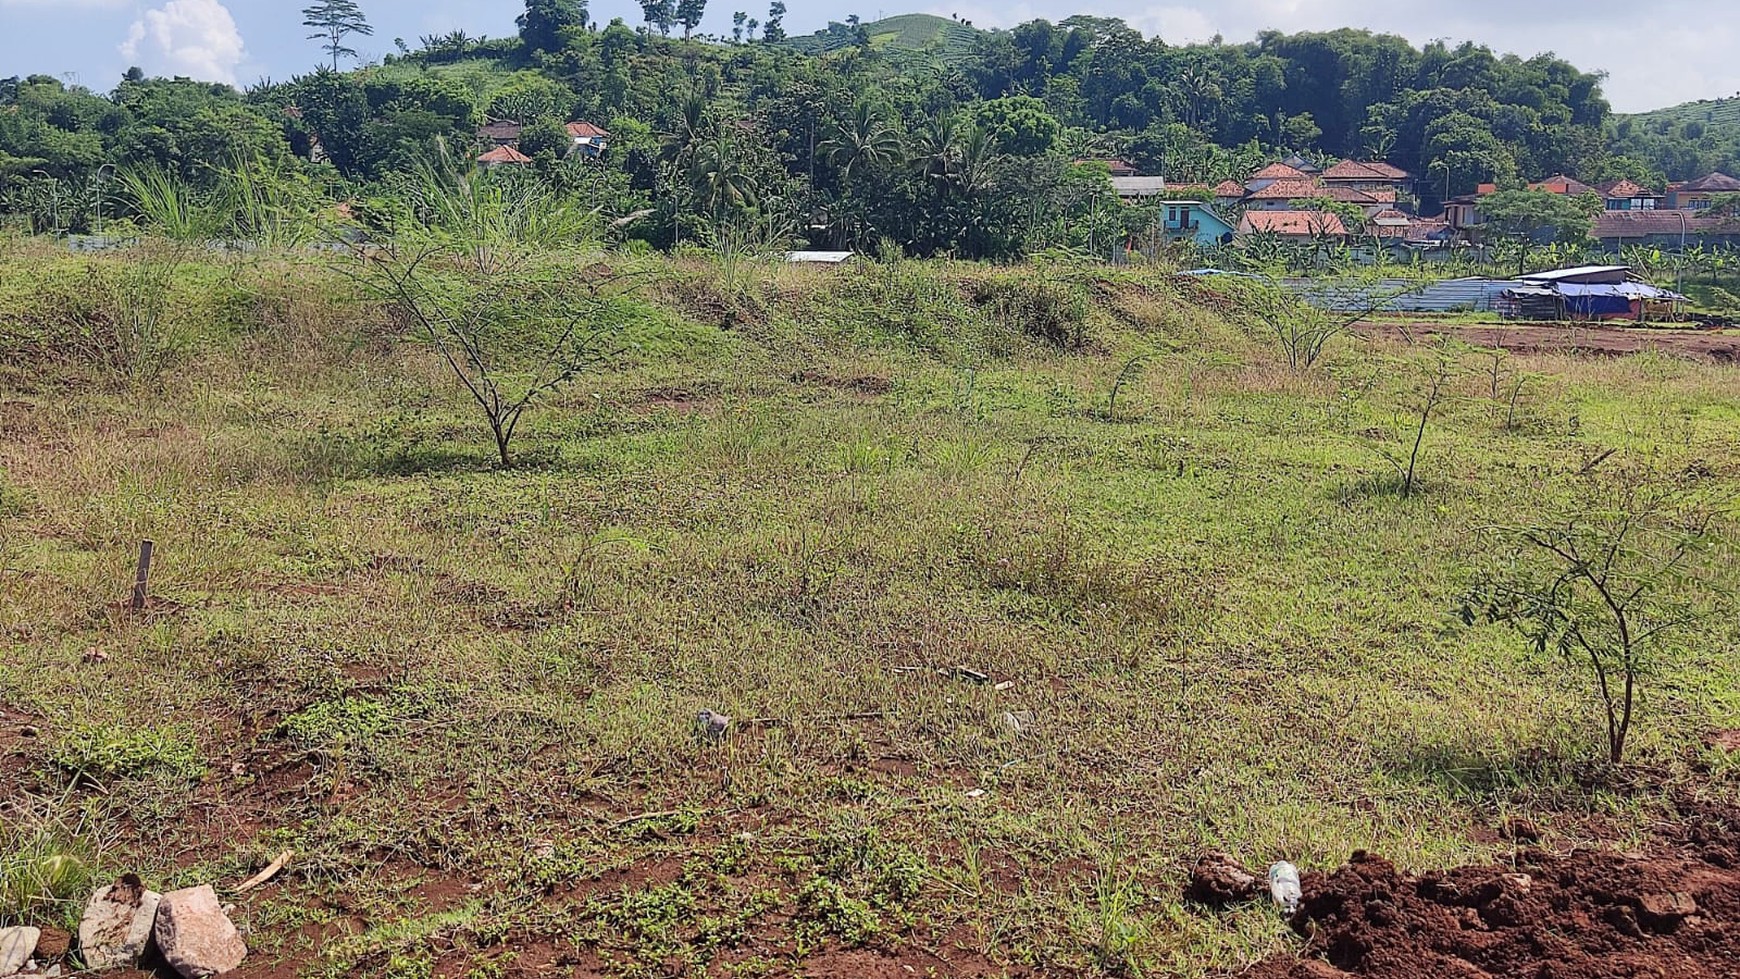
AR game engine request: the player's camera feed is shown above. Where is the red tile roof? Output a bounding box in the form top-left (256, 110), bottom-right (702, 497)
top-left (1321, 159), bottom-right (1410, 181)
top-left (1321, 185), bottom-right (1396, 205)
top-left (1670, 172), bottom-right (1740, 193)
top-left (1529, 174), bottom-right (1597, 196)
top-left (1213, 180), bottom-right (1246, 197)
top-left (1246, 177), bottom-right (1328, 201)
top-left (1592, 210), bottom-right (1740, 239)
top-left (1597, 179), bottom-right (1659, 199)
top-left (566, 121), bottom-right (610, 139)
top-left (1250, 162), bottom-right (1308, 181)
top-left (477, 145), bottom-right (533, 165)
top-left (1240, 210), bottom-right (1348, 236)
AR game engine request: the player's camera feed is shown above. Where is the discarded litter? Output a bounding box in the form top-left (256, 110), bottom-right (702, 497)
top-left (1268, 861), bottom-right (1301, 915)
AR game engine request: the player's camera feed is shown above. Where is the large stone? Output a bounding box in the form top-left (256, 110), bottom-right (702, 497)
top-left (78, 877), bottom-right (161, 970)
top-left (153, 886), bottom-right (246, 979)
top-left (0, 926), bottom-right (40, 975)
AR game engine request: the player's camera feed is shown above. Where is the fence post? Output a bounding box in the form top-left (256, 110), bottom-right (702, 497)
top-left (131, 539), bottom-right (155, 611)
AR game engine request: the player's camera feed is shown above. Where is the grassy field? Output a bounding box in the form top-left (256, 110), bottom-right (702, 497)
top-left (3, 242), bottom-right (1739, 978)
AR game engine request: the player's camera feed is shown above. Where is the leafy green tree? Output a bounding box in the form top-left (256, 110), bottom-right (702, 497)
top-left (302, 0), bottom-right (375, 71)
top-left (762, 1), bottom-right (786, 43)
top-left (1479, 188), bottom-right (1596, 274)
top-left (519, 118), bottom-right (573, 160)
top-left (518, 0), bottom-right (587, 55)
top-left (731, 11), bottom-right (746, 43)
top-left (675, 0), bottom-right (707, 38)
top-left (639, 0), bottom-right (673, 35)
top-left (972, 96), bottom-right (1061, 156)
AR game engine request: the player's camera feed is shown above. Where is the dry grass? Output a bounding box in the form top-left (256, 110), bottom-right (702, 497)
top-left (2, 251), bottom-right (1738, 977)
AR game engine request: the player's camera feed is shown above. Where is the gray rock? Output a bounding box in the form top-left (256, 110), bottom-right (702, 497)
top-left (695, 709), bottom-right (731, 741)
top-left (78, 877), bottom-right (161, 970)
top-left (0, 926), bottom-right (40, 976)
top-left (153, 886), bottom-right (246, 979)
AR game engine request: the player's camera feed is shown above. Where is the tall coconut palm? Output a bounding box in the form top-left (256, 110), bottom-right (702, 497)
top-left (661, 92), bottom-right (711, 166)
top-left (909, 113), bottom-right (959, 188)
top-left (1171, 65), bottom-right (1223, 129)
top-left (689, 124), bottom-right (758, 230)
top-left (820, 99), bottom-right (903, 184)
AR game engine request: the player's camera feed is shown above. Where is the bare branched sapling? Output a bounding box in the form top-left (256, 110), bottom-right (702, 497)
top-left (1464, 472), bottom-right (1715, 765)
top-left (346, 168), bottom-right (642, 467)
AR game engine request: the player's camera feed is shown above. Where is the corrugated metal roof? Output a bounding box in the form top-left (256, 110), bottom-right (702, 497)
top-left (1110, 176), bottom-right (1170, 196)
top-left (1520, 265), bottom-right (1630, 283)
top-left (1284, 277), bottom-right (1525, 313)
top-left (784, 251), bottom-right (856, 264)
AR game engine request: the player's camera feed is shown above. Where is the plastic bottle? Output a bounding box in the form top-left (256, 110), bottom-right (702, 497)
top-left (1268, 862), bottom-right (1301, 915)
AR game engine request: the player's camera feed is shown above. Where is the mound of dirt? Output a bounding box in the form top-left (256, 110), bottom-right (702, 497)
top-left (1248, 801), bottom-right (1740, 979)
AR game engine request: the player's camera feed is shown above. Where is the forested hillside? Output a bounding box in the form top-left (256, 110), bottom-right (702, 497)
top-left (1612, 95), bottom-right (1740, 184)
top-left (0, 5), bottom-right (1723, 257)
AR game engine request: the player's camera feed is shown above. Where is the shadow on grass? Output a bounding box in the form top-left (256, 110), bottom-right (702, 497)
top-left (1381, 737), bottom-right (1595, 806)
top-left (1334, 472), bottom-right (1435, 505)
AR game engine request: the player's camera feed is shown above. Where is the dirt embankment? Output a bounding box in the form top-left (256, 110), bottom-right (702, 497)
top-left (1247, 799), bottom-right (1740, 979)
top-left (1357, 322), bottom-right (1740, 361)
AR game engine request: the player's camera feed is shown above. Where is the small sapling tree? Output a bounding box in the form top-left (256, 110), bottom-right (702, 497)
top-left (346, 163), bottom-right (640, 467)
top-left (1463, 470), bottom-right (1717, 766)
top-left (1379, 338), bottom-right (1459, 497)
top-left (1228, 273), bottom-right (1425, 371)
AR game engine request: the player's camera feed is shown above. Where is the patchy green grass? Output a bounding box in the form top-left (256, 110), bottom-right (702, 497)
top-left (2, 248), bottom-right (1738, 977)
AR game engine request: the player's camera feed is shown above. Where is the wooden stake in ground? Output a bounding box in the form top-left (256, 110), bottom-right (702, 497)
top-left (131, 540), bottom-right (155, 611)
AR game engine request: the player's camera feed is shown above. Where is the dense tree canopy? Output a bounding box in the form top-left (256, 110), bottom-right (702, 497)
top-left (0, 12), bottom-right (1721, 257)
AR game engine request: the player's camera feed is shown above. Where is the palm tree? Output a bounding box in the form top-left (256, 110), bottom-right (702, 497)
top-left (690, 125), bottom-right (758, 229)
top-left (909, 113), bottom-right (959, 188)
top-left (952, 123), bottom-right (1002, 257)
top-left (820, 99), bottom-right (903, 184)
top-left (660, 92), bottom-right (711, 167)
top-left (953, 123), bottom-right (1000, 199)
top-left (1171, 65), bottom-right (1223, 129)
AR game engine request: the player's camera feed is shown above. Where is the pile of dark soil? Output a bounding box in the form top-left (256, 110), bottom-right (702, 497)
top-left (1247, 800), bottom-right (1740, 978)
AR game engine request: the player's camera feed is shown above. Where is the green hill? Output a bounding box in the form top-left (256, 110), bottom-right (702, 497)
top-left (1624, 94), bottom-right (1740, 130)
top-left (785, 13), bottom-right (983, 60)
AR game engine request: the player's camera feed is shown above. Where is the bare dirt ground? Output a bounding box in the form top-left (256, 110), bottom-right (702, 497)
top-left (1356, 322), bottom-right (1740, 360)
top-left (1244, 796), bottom-right (1740, 979)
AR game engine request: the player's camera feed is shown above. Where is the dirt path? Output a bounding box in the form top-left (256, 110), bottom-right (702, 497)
top-left (1357, 321), bottom-right (1740, 360)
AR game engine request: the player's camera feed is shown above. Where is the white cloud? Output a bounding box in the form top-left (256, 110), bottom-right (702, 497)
top-left (118, 0), bottom-right (246, 85)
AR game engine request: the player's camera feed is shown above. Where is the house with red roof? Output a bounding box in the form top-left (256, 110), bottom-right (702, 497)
top-left (477, 145), bottom-right (533, 167)
top-left (1596, 179), bottom-right (1663, 211)
top-left (1319, 159), bottom-right (1412, 194)
top-left (1245, 162), bottom-right (1309, 193)
top-left (1242, 177), bottom-right (1328, 210)
top-left (476, 120), bottom-right (611, 159)
top-left (565, 121), bottom-right (611, 157)
top-left (1666, 172), bottom-right (1740, 210)
top-left (1075, 158), bottom-right (1140, 177)
top-left (1212, 180), bottom-right (1246, 206)
top-left (1527, 174), bottom-right (1598, 197)
top-left (1237, 210), bottom-right (1348, 241)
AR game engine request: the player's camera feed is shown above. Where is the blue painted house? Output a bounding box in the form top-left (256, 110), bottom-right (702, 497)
top-left (1159, 200), bottom-right (1236, 246)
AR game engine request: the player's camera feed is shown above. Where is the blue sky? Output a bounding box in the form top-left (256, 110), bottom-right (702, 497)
top-left (1, 0), bottom-right (1736, 113)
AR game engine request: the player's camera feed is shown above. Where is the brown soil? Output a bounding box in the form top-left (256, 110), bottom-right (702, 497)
top-left (1358, 322), bottom-right (1740, 361)
top-left (1245, 799), bottom-right (1740, 979)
